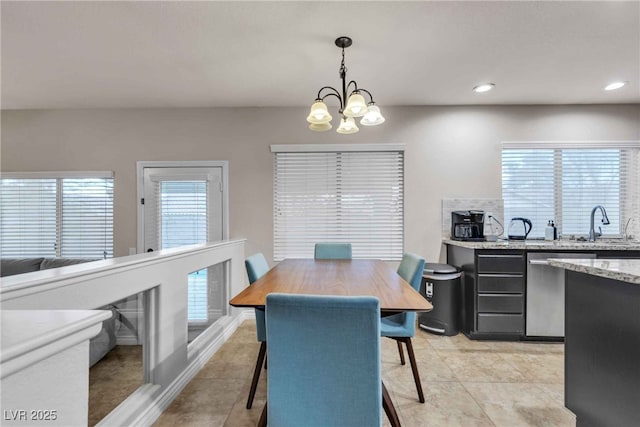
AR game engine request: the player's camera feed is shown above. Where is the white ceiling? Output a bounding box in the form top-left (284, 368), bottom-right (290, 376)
top-left (1, 1), bottom-right (638, 110)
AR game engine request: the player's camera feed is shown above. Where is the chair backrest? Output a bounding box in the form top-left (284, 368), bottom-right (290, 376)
top-left (266, 293), bottom-right (382, 427)
top-left (398, 252), bottom-right (426, 291)
top-left (314, 242), bottom-right (352, 260)
top-left (394, 252), bottom-right (426, 335)
top-left (245, 253), bottom-right (270, 342)
top-left (245, 253), bottom-right (270, 284)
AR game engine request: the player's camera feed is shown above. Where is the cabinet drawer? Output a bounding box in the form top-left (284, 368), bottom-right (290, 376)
top-left (478, 294), bottom-right (523, 313)
top-left (477, 274), bottom-right (524, 293)
top-left (477, 313), bottom-right (524, 333)
top-left (477, 254), bottom-right (524, 274)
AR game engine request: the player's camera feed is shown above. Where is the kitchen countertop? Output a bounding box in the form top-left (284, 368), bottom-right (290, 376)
top-left (443, 238), bottom-right (640, 251)
top-left (547, 258), bottom-right (640, 285)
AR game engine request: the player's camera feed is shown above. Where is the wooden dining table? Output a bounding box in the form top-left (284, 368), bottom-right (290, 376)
top-left (229, 258), bottom-right (433, 427)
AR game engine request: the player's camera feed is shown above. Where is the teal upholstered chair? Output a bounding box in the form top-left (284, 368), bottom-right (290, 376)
top-left (314, 242), bottom-right (352, 260)
top-left (262, 293), bottom-right (382, 427)
top-left (244, 253), bottom-right (270, 409)
top-left (381, 252), bottom-right (426, 403)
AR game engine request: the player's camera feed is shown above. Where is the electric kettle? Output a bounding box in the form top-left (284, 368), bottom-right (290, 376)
top-left (508, 217), bottom-right (532, 240)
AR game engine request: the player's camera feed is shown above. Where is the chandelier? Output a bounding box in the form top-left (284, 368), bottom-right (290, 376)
top-left (306, 36), bottom-right (385, 134)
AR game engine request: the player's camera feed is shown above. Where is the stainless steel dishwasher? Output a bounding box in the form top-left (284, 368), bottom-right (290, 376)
top-left (526, 252), bottom-right (596, 337)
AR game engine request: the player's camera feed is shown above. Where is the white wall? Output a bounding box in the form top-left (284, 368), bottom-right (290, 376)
top-left (2, 105), bottom-right (639, 263)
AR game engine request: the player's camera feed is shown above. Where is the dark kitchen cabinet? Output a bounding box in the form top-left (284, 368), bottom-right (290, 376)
top-left (564, 270), bottom-right (640, 426)
top-left (446, 242), bottom-right (640, 341)
top-left (447, 245), bottom-right (525, 339)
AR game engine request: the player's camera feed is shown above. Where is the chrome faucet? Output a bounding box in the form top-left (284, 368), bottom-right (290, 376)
top-left (588, 205), bottom-right (610, 241)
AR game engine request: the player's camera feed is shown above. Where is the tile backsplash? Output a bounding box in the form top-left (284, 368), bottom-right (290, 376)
top-left (442, 198), bottom-right (504, 238)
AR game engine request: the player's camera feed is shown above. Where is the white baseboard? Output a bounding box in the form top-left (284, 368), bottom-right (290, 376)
top-left (114, 336), bottom-right (139, 345)
top-left (127, 313), bottom-right (247, 426)
top-left (115, 309), bottom-right (234, 345)
top-left (96, 384), bottom-right (161, 427)
top-left (115, 307), bottom-right (141, 345)
top-left (96, 310), bottom-right (255, 426)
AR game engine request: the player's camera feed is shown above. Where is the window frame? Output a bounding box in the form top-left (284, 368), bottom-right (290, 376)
top-left (501, 141), bottom-right (639, 239)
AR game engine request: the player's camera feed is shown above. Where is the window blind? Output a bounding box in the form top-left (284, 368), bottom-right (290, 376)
top-left (61, 178), bottom-right (114, 258)
top-left (157, 180), bottom-right (209, 322)
top-left (158, 181), bottom-right (208, 249)
top-left (0, 174), bottom-right (113, 258)
top-left (502, 142), bottom-right (639, 239)
top-left (274, 150), bottom-right (404, 261)
top-left (0, 178), bottom-right (57, 257)
top-left (561, 150), bottom-right (622, 235)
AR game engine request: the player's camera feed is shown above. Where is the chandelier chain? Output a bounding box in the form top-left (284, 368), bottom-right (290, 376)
top-left (339, 47), bottom-right (347, 79)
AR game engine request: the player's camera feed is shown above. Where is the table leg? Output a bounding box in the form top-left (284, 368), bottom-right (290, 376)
top-left (382, 381), bottom-right (401, 427)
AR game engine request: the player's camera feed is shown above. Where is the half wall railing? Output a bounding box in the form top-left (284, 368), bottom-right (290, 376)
top-left (0, 238), bottom-right (248, 426)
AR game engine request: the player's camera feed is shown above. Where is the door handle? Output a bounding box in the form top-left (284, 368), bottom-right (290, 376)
top-left (529, 259), bottom-right (550, 265)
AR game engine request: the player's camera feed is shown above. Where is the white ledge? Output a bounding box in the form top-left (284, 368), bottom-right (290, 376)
top-left (1, 309), bottom-right (112, 379)
top-left (0, 239), bottom-right (247, 301)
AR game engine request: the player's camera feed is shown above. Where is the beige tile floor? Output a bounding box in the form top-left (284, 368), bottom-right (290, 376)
top-left (89, 345), bottom-right (143, 426)
top-left (153, 321), bottom-right (575, 427)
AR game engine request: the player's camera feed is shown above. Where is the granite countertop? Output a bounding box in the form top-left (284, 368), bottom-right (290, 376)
top-left (547, 258), bottom-right (640, 285)
top-left (443, 238), bottom-right (640, 251)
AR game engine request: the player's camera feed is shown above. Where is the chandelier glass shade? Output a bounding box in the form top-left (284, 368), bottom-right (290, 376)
top-left (309, 122), bottom-right (333, 132)
top-left (336, 117), bottom-right (359, 134)
top-left (307, 36), bottom-right (385, 134)
top-left (361, 104), bottom-right (385, 126)
top-left (306, 101), bottom-right (333, 124)
top-left (343, 92), bottom-right (367, 117)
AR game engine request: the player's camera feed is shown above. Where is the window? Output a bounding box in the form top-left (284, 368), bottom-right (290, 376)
top-left (272, 144), bottom-right (404, 261)
top-left (502, 142), bottom-right (639, 239)
top-left (0, 172), bottom-right (114, 258)
top-left (158, 180), bottom-right (209, 322)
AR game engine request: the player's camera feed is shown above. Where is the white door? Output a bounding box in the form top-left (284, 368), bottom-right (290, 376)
top-left (142, 167), bottom-right (223, 251)
top-left (139, 164), bottom-right (227, 338)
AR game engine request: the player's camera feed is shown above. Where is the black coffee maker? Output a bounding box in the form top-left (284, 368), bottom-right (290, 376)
top-left (451, 210), bottom-right (485, 241)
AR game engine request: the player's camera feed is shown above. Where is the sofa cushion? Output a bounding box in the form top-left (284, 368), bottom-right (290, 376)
top-left (1, 258), bottom-right (45, 277)
top-left (39, 258), bottom-right (97, 270)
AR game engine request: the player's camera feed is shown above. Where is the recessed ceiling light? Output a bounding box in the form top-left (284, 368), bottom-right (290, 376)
top-left (604, 81), bottom-right (627, 91)
top-left (473, 83), bottom-right (495, 93)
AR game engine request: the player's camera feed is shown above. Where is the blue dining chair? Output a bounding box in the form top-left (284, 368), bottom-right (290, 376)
top-left (314, 242), bottom-right (352, 260)
top-left (244, 253), bottom-right (270, 409)
top-left (381, 252), bottom-right (426, 403)
top-left (262, 293), bottom-right (382, 427)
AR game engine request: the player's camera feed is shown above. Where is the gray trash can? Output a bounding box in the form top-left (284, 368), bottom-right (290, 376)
top-left (418, 263), bottom-right (462, 336)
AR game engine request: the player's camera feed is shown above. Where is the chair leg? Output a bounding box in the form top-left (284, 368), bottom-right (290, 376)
top-left (257, 403), bottom-right (267, 427)
top-left (396, 340), bottom-right (405, 365)
top-left (403, 337), bottom-right (425, 403)
top-left (246, 341), bottom-right (267, 409)
top-left (382, 381), bottom-right (401, 427)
